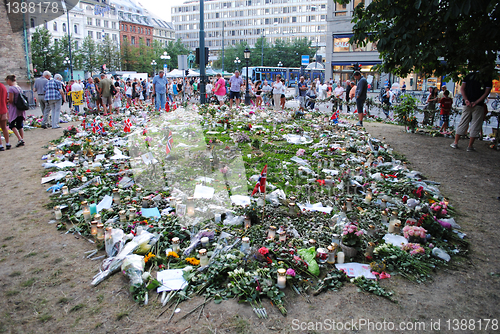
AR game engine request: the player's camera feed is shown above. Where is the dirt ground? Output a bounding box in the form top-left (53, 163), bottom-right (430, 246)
top-left (1, 121), bottom-right (499, 334)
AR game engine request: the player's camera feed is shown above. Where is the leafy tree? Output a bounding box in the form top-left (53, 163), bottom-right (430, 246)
top-left (164, 39), bottom-right (190, 71)
top-left (54, 34), bottom-right (82, 76)
top-left (80, 36), bottom-right (99, 75)
top-left (213, 41), bottom-right (249, 73)
top-left (339, 0), bottom-right (500, 80)
top-left (30, 28), bottom-right (54, 74)
top-left (134, 39), bottom-right (155, 74)
top-left (98, 35), bottom-right (121, 72)
top-left (120, 39), bottom-right (137, 71)
top-left (252, 36), bottom-right (272, 67)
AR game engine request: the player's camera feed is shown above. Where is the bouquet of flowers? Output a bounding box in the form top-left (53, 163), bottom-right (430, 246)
top-left (403, 225), bottom-right (427, 241)
top-left (341, 222), bottom-right (364, 248)
top-left (430, 201), bottom-right (448, 217)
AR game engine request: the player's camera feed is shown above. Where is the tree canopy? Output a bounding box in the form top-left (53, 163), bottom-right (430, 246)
top-left (339, 0), bottom-right (500, 80)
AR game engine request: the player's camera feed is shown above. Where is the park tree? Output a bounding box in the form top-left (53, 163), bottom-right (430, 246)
top-left (80, 36), bottom-right (99, 75)
top-left (98, 35), bottom-right (121, 72)
top-left (30, 27), bottom-right (55, 74)
top-left (337, 0), bottom-right (500, 80)
top-left (120, 39), bottom-right (137, 71)
top-left (53, 34), bottom-right (82, 76)
top-left (164, 39), bottom-right (190, 71)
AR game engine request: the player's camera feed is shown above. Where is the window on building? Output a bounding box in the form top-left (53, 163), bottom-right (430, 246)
top-left (291, 17), bottom-right (297, 23)
top-left (104, 20), bottom-right (109, 28)
top-left (30, 18), bottom-right (35, 28)
top-left (335, 3), bottom-right (347, 16)
top-left (62, 23), bottom-right (66, 32)
top-left (146, 39), bottom-right (150, 46)
top-left (87, 17), bottom-right (92, 25)
top-left (112, 22), bottom-right (116, 29)
top-left (88, 31), bottom-right (93, 38)
top-left (354, 0), bottom-right (364, 8)
top-left (97, 32), bottom-right (101, 39)
top-left (112, 34), bottom-right (117, 41)
top-left (75, 41), bottom-right (79, 49)
top-left (131, 36), bottom-right (135, 44)
top-left (95, 19), bottom-right (101, 26)
top-left (74, 24), bottom-right (78, 34)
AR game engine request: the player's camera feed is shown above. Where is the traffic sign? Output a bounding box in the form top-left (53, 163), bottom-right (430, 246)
top-left (301, 55), bottom-right (309, 66)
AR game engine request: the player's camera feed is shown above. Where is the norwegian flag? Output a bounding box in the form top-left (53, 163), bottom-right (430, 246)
top-left (251, 165), bottom-right (267, 196)
top-left (81, 119), bottom-right (86, 129)
top-left (124, 118), bottom-right (132, 133)
top-left (330, 110), bottom-right (339, 124)
top-left (165, 130), bottom-right (173, 155)
top-left (91, 119), bottom-right (97, 133)
top-left (172, 102), bottom-right (177, 111)
top-left (165, 101), bottom-right (170, 112)
top-left (97, 122), bottom-right (104, 134)
top-left (108, 118), bottom-right (114, 128)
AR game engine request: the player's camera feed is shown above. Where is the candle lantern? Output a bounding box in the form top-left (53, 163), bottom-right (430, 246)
top-left (128, 207), bottom-right (136, 221)
top-left (289, 196), bottom-right (296, 203)
top-left (288, 202), bottom-right (296, 215)
top-left (96, 222), bottom-right (105, 241)
top-left (119, 210), bottom-right (127, 222)
top-left (244, 216), bottom-right (251, 229)
top-left (308, 239), bottom-right (317, 248)
top-left (113, 188), bottom-right (121, 205)
top-left (325, 175), bottom-right (333, 187)
top-left (394, 222), bottom-right (402, 234)
top-left (365, 242), bottom-right (376, 258)
top-left (364, 188), bottom-right (373, 204)
top-left (201, 237), bottom-right (209, 247)
top-left (79, 191), bottom-right (85, 201)
top-left (199, 249), bottom-right (209, 267)
top-left (187, 197), bottom-right (195, 217)
top-left (381, 198), bottom-right (387, 209)
top-left (172, 237), bottom-right (180, 253)
top-left (337, 251), bottom-right (345, 264)
top-left (268, 226), bottom-right (277, 239)
top-left (277, 268), bottom-right (287, 289)
top-left (241, 237), bottom-right (250, 253)
top-left (367, 225), bottom-right (376, 237)
top-left (142, 197), bottom-right (150, 208)
top-left (62, 186), bottom-right (69, 196)
top-left (81, 201), bottom-right (89, 212)
top-left (381, 211), bottom-right (388, 225)
top-left (388, 219), bottom-right (401, 233)
top-left (94, 213), bottom-right (102, 224)
top-left (90, 221), bottom-right (98, 236)
top-left (54, 206), bottom-right (62, 220)
top-left (346, 198), bottom-right (353, 212)
top-left (329, 159), bottom-right (335, 169)
top-left (278, 230), bottom-right (286, 242)
top-left (327, 245), bottom-right (337, 264)
top-left (316, 248), bottom-right (328, 264)
top-left (105, 226), bottom-right (113, 242)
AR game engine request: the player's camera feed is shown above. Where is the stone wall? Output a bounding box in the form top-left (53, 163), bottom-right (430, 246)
top-left (0, 0), bottom-right (31, 89)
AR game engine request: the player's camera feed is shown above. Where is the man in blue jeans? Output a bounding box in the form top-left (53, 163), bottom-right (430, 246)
top-left (152, 70), bottom-right (168, 111)
top-left (354, 71), bottom-right (367, 126)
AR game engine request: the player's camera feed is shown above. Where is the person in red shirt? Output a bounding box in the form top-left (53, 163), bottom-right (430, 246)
top-left (439, 90), bottom-right (453, 133)
top-left (0, 82), bottom-right (10, 150)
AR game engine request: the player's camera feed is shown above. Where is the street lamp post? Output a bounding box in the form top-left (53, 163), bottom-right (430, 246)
top-left (244, 47), bottom-right (251, 105)
top-left (261, 32), bottom-right (265, 66)
top-left (160, 51), bottom-right (170, 73)
top-left (63, 57), bottom-right (71, 81)
top-left (234, 57), bottom-right (241, 71)
top-left (61, 0), bottom-right (73, 79)
top-left (150, 60), bottom-right (157, 76)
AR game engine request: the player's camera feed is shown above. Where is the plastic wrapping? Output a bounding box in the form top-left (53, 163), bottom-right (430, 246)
top-left (105, 228), bottom-right (125, 258)
top-left (297, 247), bottom-right (320, 276)
top-left (121, 254), bottom-right (145, 286)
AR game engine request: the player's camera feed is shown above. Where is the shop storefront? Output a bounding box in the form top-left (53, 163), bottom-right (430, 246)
top-left (331, 64), bottom-right (381, 91)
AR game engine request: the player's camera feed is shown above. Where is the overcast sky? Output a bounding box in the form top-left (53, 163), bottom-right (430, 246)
top-left (139, 0), bottom-right (185, 22)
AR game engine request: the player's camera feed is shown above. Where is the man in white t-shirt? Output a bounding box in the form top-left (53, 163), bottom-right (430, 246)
top-left (272, 75), bottom-right (283, 110)
top-left (334, 84), bottom-right (345, 111)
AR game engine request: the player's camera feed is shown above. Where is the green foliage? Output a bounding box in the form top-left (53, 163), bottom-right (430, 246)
top-left (80, 36), bottom-right (99, 75)
top-left (393, 94), bottom-right (419, 128)
top-left (30, 28), bottom-right (55, 74)
top-left (344, 0), bottom-right (500, 80)
top-left (353, 276), bottom-right (394, 301)
top-left (98, 35), bottom-right (121, 72)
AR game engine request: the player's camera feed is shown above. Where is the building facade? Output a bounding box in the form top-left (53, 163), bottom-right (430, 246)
top-left (113, 0), bottom-right (154, 47)
top-left (171, 0), bottom-right (327, 60)
top-left (82, 0), bottom-right (120, 46)
top-left (148, 15), bottom-right (175, 48)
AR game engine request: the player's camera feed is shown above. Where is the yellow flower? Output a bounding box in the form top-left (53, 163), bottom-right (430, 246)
top-left (185, 257), bottom-right (200, 266)
top-left (167, 251), bottom-right (179, 258)
top-left (144, 252), bottom-right (156, 263)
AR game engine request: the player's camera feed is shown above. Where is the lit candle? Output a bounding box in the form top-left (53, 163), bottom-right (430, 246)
top-left (187, 197), bottom-right (195, 217)
top-left (279, 230), bottom-right (286, 242)
top-left (61, 186), bottom-right (69, 196)
top-left (288, 202), bottom-right (296, 215)
top-left (244, 216), bottom-right (251, 229)
top-left (381, 198), bottom-right (387, 209)
top-left (365, 242), bottom-right (375, 258)
top-left (96, 222), bottom-right (104, 241)
top-left (113, 188), bottom-right (121, 205)
top-left (364, 188), bottom-right (373, 204)
top-left (81, 201), bottom-right (89, 212)
top-left (90, 221), bottom-right (98, 236)
top-left (201, 237), bottom-right (209, 247)
top-left (172, 237), bottom-right (180, 253)
top-left (119, 210), bottom-right (127, 222)
top-left (83, 208), bottom-right (91, 223)
top-left (327, 245), bottom-right (337, 264)
top-left (394, 222), bottom-right (402, 234)
top-left (346, 198), bottom-right (353, 212)
top-left (381, 211), bottom-right (388, 225)
top-left (199, 249), bottom-right (209, 267)
top-left (142, 197), bottom-right (150, 208)
top-left (54, 206), bottom-right (62, 220)
top-left (337, 251), bottom-right (345, 264)
top-left (277, 268), bottom-right (286, 289)
top-left (268, 226), bottom-right (277, 239)
top-left (128, 207), bottom-right (136, 221)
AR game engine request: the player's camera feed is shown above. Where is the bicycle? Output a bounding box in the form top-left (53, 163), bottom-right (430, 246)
top-left (490, 95), bottom-right (500, 110)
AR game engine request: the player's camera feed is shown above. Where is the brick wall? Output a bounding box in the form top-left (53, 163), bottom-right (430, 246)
top-left (119, 21), bottom-right (153, 47)
top-left (0, 0), bottom-right (31, 89)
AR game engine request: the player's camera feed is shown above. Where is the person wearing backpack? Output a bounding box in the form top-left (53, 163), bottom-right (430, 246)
top-left (44, 73), bottom-right (66, 129)
top-left (5, 75), bottom-right (26, 146)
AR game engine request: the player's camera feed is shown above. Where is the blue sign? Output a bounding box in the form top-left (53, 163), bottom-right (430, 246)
top-left (301, 55), bottom-right (309, 66)
top-left (164, 64), bottom-right (168, 72)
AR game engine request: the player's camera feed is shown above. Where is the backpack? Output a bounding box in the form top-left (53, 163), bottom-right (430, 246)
top-left (110, 84), bottom-right (117, 96)
top-left (15, 88), bottom-right (30, 111)
top-left (382, 93), bottom-right (390, 104)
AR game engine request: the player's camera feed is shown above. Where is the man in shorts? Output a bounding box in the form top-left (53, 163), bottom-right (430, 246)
top-left (229, 71), bottom-right (244, 108)
top-left (450, 72), bottom-right (492, 151)
top-left (353, 71), bottom-right (367, 126)
top-left (297, 76), bottom-right (308, 112)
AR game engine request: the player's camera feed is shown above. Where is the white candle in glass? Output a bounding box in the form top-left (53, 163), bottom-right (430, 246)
top-left (277, 268), bottom-right (286, 289)
top-left (54, 206), bottom-right (62, 220)
top-left (337, 251), bottom-right (345, 264)
top-left (201, 237), bottom-right (209, 247)
top-left (199, 249), bottom-right (209, 267)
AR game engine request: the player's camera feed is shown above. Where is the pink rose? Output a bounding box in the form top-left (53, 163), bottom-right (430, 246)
top-left (286, 268), bottom-right (296, 277)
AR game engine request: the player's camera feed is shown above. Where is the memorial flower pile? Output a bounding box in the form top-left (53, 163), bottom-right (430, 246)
top-left (40, 101), bottom-right (468, 317)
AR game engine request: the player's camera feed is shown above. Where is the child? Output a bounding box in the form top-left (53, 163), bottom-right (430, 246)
top-left (439, 90), bottom-right (453, 133)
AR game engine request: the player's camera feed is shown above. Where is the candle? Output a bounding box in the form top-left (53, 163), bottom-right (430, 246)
top-left (346, 198), bottom-right (353, 212)
top-left (201, 237), bottom-right (209, 247)
top-left (119, 210), bottom-right (127, 222)
top-left (199, 249), bottom-right (209, 267)
top-left (83, 208), bottom-right (91, 223)
top-left (241, 237), bottom-right (250, 253)
top-left (308, 239), bottom-right (317, 248)
top-left (90, 203), bottom-right (97, 216)
top-left (364, 188), bottom-right (373, 204)
top-left (136, 225), bottom-right (144, 236)
top-left (244, 216), bottom-right (251, 229)
top-left (337, 251), bottom-right (345, 264)
top-left (187, 197), bottom-right (195, 217)
top-left (381, 198), bottom-right (387, 209)
top-left (79, 191), bottom-right (85, 201)
top-left (268, 226), bottom-right (276, 239)
top-left (329, 159), bottom-right (335, 169)
top-left (365, 242), bottom-right (375, 258)
top-left (113, 188), bottom-right (121, 205)
top-left (81, 176), bottom-right (87, 182)
top-left (96, 222), bottom-right (104, 241)
top-left (288, 202), bottom-right (296, 215)
top-left (367, 225), bottom-right (376, 237)
top-left (316, 248), bottom-right (328, 264)
top-left (277, 268), bottom-right (286, 289)
top-left (142, 197), bottom-right (150, 208)
top-left (90, 221), bottom-right (98, 236)
top-left (327, 245), bottom-right (337, 264)
top-left (388, 219), bottom-right (400, 233)
top-left (128, 207), bottom-right (136, 221)
top-left (172, 237), bottom-right (180, 253)
top-left (93, 213), bottom-right (102, 224)
top-left (381, 211), bottom-right (388, 225)
top-left (54, 206), bottom-right (62, 220)
top-left (61, 186), bottom-right (69, 196)
top-left (325, 175), bottom-right (333, 186)
top-left (394, 222), bottom-right (402, 234)
top-left (81, 201), bottom-right (89, 212)
top-left (279, 230), bottom-right (286, 242)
